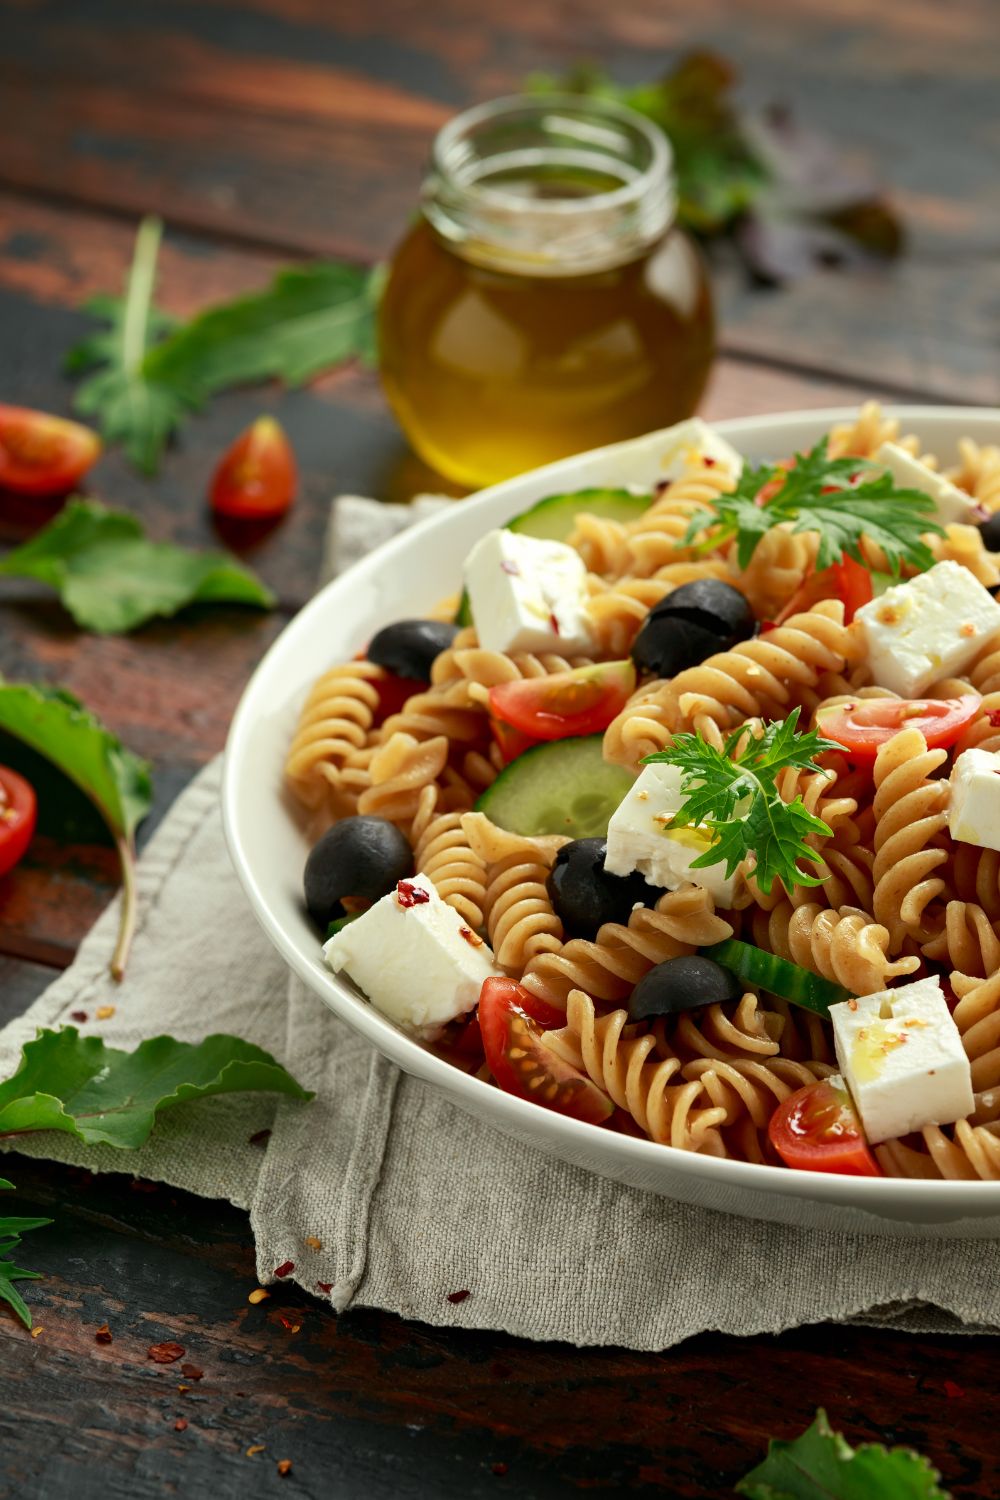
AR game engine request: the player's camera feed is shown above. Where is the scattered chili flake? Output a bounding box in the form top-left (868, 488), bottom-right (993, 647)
top-left (277, 1460), bottom-right (293, 1477)
top-left (499, 560), bottom-right (520, 576)
top-left (848, 998), bottom-right (859, 1011)
top-left (248, 1128), bottom-right (272, 1147)
top-left (303, 1235), bottom-right (322, 1251)
top-left (95, 1005), bottom-right (116, 1020)
top-left (987, 709), bottom-right (1000, 728)
top-left (30, 1326), bottom-right (43, 1339)
top-left (316, 1282), bottom-right (334, 1294)
top-left (177, 1385), bottom-right (189, 1395)
top-left (548, 611), bottom-right (560, 636)
top-left (248, 1288), bottom-right (270, 1305)
top-left (960, 622), bottom-right (977, 638)
top-left (459, 926), bottom-right (484, 948)
top-left (278, 1312), bottom-right (302, 1333)
top-left (703, 455), bottom-right (716, 467)
top-left (246, 1445), bottom-right (266, 1458)
top-left (396, 880), bottom-right (430, 909)
top-left (944, 1379), bottom-right (965, 1399)
top-left (447, 1289), bottom-right (471, 1304)
top-left (180, 1362), bottom-right (204, 1380)
top-left (148, 1341), bottom-right (186, 1364)
top-left (69, 1010), bottom-right (88, 1023)
top-left (274, 1261), bottom-right (295, 1279)
top-left (492, 1461), bottom-right (509, 1476)
top-left (95, 1324), bottom-right (113, 1344)
top-left (174, 1418), bottom-right (188, 1433)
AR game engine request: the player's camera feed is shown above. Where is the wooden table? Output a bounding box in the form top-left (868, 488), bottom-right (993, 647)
top-left (2, 2), bottom-right (1000, 1494)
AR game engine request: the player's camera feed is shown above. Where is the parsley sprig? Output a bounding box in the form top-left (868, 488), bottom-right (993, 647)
top-left (645, 709), bottom-right (841, 895)
top-left (686, 437), bottom-right (944, 574)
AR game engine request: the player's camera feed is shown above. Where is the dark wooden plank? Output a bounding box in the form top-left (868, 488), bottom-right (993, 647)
top-left (0, 1153), bottom-right (996, 1499)
top-left (0, 957), bottom-right (56, 1023)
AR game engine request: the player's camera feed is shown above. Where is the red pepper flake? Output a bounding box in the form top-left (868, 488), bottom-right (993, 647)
top-left (248, 1128), bottom-right (272, 1147)
top-left (987, 709), bottom-right (1000, 727)
top-left (944, 1379), bottom-right (965, 1398)
top-left (274, 1261), bottom-right (295, 1279)
top-left (248, 1288), bottom-right (270, 1305)
top-left (447, 1289), bottom-right (471, 1304)
top-left (760, 620), bottom-right (776, 634)
top-left (277, 1460), bottom-right (293, 1477)
top-left (95, 1005), bottom-right (116, 1021)
top-left (459, 926), bottom-right (484, 948)
top-left (95, 1324), bottom-right (113, 1344)
top-left (499, 560), bottom-right (520, 576)
top-left (246, 1445), bottom-right (266, 1458)
top-left (548, 611), bottom-right (560, 636)
top-left (177, 1385), bottom-right (189, 1395)
top-left (148, 1341), bottom-right (185, 1364)
top-left (492, 1462), bottom-right (509, 1476)
top-left (174, 1418), bottom-right (188, 1433)
top-left (702, 455), bottom-right (716, 467)
top-left (303, 1235), bottom-right (322, 1251)
top-left (69, 1010), bottom-right (88, 1023)
top-left (30, 1326), bottom-right (44, 1339)
top-left (180, 1362), bottom-right (204, 1380)
top-left (396, 880), bottom-right (430, 909)
top-left (848, 998), bottom-right (859, 1012)
top-left (278, 1312), bottom-right (302, 1333)
top-left (316, 1282), bottom-right (334, 1294)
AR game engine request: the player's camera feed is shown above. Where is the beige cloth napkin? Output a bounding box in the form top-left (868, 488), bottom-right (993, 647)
top-left (3, 495), bottom-right (1000, 1350)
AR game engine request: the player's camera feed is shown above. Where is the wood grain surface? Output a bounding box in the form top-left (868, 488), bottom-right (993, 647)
top-left (1, 0), bottom-right (999, 1494)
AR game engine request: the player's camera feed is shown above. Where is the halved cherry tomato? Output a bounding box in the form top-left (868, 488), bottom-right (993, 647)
top-left (0, 406), bottom-right (101, 497)
top-left (817, 696), bottom-right (981, 762)
top-left (488, 661), bottom-right (636, 743)
top-left (768, 1078), bottom-right (880, 1176)
top-left (371, 672), bottom-right (423, 727)
top-left (210, 416), bottom-right (297, 520)
top-left (478, 977), bottom-right (613, 1124)
top-left (0, 767), bottom-right (37, 877)
top-left (775, 554), bottom-right (873, 626)
top-left (489, 715), bottom-right (540, 765)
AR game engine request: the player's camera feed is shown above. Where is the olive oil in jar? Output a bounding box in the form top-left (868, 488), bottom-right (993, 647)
top-left (378, 96), bottom-right (715, 489)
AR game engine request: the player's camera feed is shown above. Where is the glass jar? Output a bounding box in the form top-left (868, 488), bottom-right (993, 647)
top-left (378, 94), bottom-right (716, 489)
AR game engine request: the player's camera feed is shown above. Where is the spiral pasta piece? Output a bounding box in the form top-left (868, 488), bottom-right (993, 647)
top-left (951, 843), bottom-right (1000, 921)
top-left (619, 461), bottom-right (734, 579)
top-left (285, 662), bottom-right (384, 812)
top-left (432, 627), bottom-right (593, 695)
top-left (566, 513), bottom-right (631, 576)
top-left (920, 901), bottom-right (1000, 979)
top-left (949, 437), bottom-right (1000, 514)
top-left (413, 811), bottom-right (488, 930)
top-left (461, 813), bottom-right (567, 970)
top-left (750, 901), bottom-right (919, 996)
top-left (828, 401), bottom-right (923, 460)
top-left (356, 732), bottom-right (450, 828)
top-left (733, 525), bottom-right (818, 621)
top-left (928, 524), bottom-right (1000, 588)
top-left (871, 728), bottom-right (950, 946)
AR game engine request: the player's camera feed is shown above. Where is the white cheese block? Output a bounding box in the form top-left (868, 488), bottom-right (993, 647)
top-left (657, 417), bottom-right (744, 480)
top-left (949, 747), bottom-right (1000, 851)
top-left (464, 529), bottom-right (595, 655)
top-left (323, 873), bottom-right (501, 1039)
top-left (829, 977), bottom-right (974, 1145)
top-left (603, 761), bottom-right (739, 905)
top-left (876, 442), bottom-right (978, 527)
top-left (854, 560), bottom-right (1000, 697)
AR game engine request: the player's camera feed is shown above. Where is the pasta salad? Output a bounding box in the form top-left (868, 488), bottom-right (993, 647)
top-left (285, 403), bottom-right (1000, 1181)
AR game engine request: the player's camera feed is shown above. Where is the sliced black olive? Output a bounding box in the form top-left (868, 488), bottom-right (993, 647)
top-left (546, 838), bottom-right (658, 939)
top-left (650, 577), bottom-right (755, 638)
top-left (304, 815), bottom-right (412, 929)
top-left (979, 513), bottom-right (1000, 554)
top-left (628, 955), bottom-right (741, 1022)
top-left (367, 619), bottom-right (459, 682)
top-left (632, 613), bottom-right (732, 678)
top-left (631, 580), bottom-right (754, 678)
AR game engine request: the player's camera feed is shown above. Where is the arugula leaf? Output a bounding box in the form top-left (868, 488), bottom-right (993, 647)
top-left (0, 1028), bottom-right (312, 1150)
top-left (67, 217), bottom-right (190, 476)
top-left (684, 457), bottom-right (781, 569)
top-left (0, 1178), bottom-right (50, 1330)
top-left (0, 499), bottom-right (275, 633)
top-left (736, 1408), bottom-right (950, 1499)
top-left (0, 682), bottom-right (152, 977)
top-left (645, 709), bottom-right (840, 895)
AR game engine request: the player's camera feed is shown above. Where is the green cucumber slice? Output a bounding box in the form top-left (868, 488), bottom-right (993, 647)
top-left (455, 487), bottom-right (653, 627)
top-left (475, 735), bottom-right (634, 840)
top-left (701, 938), bottom-right (850, 1016)
top-left (325, 913), bottom-right (361, 940)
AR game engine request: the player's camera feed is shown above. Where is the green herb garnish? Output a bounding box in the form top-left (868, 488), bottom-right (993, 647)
top-left (644, 709), bottom-right (840, 896)
top-left (686, 437), bottom-right (943, 575)
top-left (0, 1178), bottom-right (50, 1330)
top-left (737, 1408), bottom-right (950, 1499)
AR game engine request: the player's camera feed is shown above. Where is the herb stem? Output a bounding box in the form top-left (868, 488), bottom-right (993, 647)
top-left (122, 216), bottom-right (162, 378)
top-left (110, 833), bottom-right (139, 981)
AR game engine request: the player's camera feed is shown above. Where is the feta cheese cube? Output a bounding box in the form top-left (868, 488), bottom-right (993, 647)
top-left (604, 761), bottom-right (739, 905)
top-left (855, 560), bottom-right (1000, 697)
top-left (658, 417), bottom-right (744, 480)
top-left (949, 747), bottom-right (1000, 851)
top-left (464, 529), bottom-right (595, 655)
top-left (829, 977), bottom-right (974, 1145)
top-left (876, 442), bottom-right (978, 527)
top-left (323, 873), bottom-right (501, 1039)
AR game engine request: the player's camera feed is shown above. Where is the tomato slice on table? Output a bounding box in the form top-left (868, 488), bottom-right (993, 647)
top-left (817, 696), bottom-right (981, 762)
top-left (478, 977), bottom-right (613, 1124)
top-left (488, 661), bottom-right (635, 743)
top-left (775, 555), bottom-right (873, 626)
top-left (210, 416), bottom-right (297, 520)
top-left (768, 1078), bottom-right (880, 1176)
top-left (0, 406), bottom-right (101, 497)
top-left (0, 767), bottom-right (37, 877)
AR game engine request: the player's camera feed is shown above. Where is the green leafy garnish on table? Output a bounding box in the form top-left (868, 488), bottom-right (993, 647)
top-left (0, 1027), bottom-right (312, 1149)
top-left (644, 709), bottom-right (839, 896)
top-left (686, 438), bottom-right (943, 573)
top-left (0, 1178), bottom-right (49, 1330)
top-left (737, 1408), bottom-right (950, 1499)
top-left (0, 499), bottom-right (275, 633)
top-left (0, 682), bottom-right (151, 978)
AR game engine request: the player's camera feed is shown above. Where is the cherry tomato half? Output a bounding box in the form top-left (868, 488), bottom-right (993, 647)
top-left (488, 661), bottom-right (635, 743)
top-left (775, 555), bottom-right (873, 626)
top-left (488, 715), bottom-right (540, 765)
top-left (0, 406), bottom-right (101, 497)
top-left (816, 696), bottom-right (981, 762)
top-left (768, 1078), bottom-right (880, 1176)
top-left (0, 767), bottom-right (37, 877)
top-left (478, 977), bottom-right (613, 1124)
top-left (210, 416), bottom-right (297, 520)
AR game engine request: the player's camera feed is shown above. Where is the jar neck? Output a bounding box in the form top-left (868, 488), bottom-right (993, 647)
top-left (421, 94), bottom-right (676, 277)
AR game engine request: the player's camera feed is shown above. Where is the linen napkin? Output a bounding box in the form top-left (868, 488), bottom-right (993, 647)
top-left (3, 495), bottom-right (1000, 1351)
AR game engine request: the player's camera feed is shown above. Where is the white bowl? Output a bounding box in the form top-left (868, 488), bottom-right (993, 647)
top-left (223, 406), bottom-right (1000, 1238)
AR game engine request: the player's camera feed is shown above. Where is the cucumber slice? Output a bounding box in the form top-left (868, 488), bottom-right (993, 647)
top-left (325, 912), bottom-right (361, 940)
top-left (455, 488), bottom-right (653, 627)
top-left (701, 938), bottom-right (849, 1016)
top-left (475, 735), bottom-right (634, 840)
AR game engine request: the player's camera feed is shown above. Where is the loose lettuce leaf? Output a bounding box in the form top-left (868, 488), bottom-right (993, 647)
top-left (0, 499), bottom-right (275, 633)
top-left (0, 1179), bottom-right (50, 1330)
top-left (737, 1410), bottom-right (950, 1499)
top-left (0, 1029), bottom-right (313, 1149)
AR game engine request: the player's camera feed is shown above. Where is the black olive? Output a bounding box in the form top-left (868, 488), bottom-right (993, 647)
top-left (367, 619), bottom-right (459, 682)
top-left (628, 955), bottom-right (740, 1022)
top-left (979, 513), bottom-right (1000, 554)
top-left (303, 816), bottom-right (412, 929)
top-left (631, 579), bottom-right (754, 678)
top-left (546, 838), bottom-right (658, 939)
